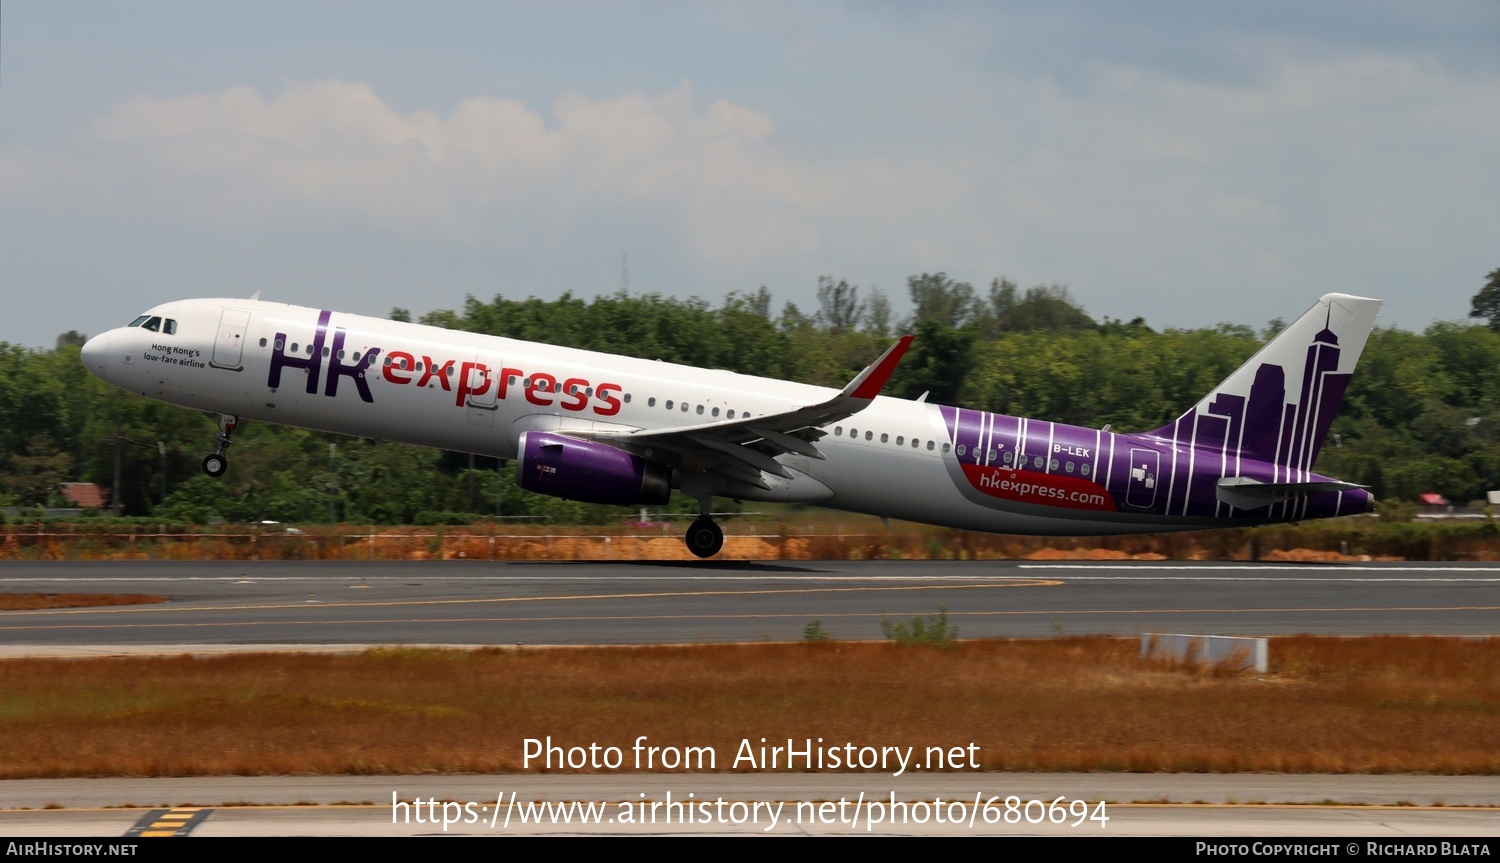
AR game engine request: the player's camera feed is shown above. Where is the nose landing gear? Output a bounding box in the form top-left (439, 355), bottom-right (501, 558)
top-left (201, 414), bottom-right (239, 477)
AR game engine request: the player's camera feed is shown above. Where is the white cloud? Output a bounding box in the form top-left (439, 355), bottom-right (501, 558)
top-left (2, 38), bottom-right (1497, 341)
top-left (16, 79), bottom-right (966, 271)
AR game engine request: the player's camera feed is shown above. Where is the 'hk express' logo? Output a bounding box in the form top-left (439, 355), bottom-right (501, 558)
top-left (267, 310), bottom-right (380, 403)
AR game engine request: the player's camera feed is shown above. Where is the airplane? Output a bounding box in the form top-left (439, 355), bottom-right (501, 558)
top-left (79, 292), bottom-right (1381, 557)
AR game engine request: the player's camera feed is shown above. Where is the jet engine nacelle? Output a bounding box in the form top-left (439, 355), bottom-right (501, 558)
top-left (516, 430), bottom-right (672, 505)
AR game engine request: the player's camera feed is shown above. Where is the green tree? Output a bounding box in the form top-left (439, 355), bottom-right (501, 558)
top-left (906, 272), bottom-right (978, 329)
top-left (999, 284), bottom-right (1095, 332)
top-left (1468, 268), bottom-right (1500, 332)
top-left (815, 276), bottom-right (864, 335)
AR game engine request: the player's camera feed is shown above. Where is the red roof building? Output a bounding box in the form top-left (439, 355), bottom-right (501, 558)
top-left (58, 483), bottom-right (107, 509)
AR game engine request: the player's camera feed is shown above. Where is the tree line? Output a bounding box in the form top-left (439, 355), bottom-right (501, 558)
top-left (4, 271), bottom-right (1500, 523)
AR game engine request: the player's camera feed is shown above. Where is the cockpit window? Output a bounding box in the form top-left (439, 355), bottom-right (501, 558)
top-left (129, 315), bottom-right (151, 327)
top-left (162, 319), bottom-right (177, 335)
top-left (142, 316), bottom-right (162, 333)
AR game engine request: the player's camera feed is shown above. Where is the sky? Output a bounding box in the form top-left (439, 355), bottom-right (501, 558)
top-left (2, 1), bottom-right (1498, 348)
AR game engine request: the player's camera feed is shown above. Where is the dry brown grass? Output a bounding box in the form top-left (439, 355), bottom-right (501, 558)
top-left (0, 636), bottom-right (1495, 777)
top-left (0, 593), bottom-right (168, 610)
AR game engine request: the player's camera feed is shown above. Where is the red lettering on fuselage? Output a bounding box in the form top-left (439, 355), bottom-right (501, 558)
top-left (498, 367), bottom-right (523, 400)
top-left (560, 377), bottom-right (589, 411)
top-left (417, 357), bottom-right (454, 390)
top-left (596, 382), bottom-right (623, 416)
top-left (383, 351), bottom-right (416, 384)
top-left (379, 352), bottom-right (625, 417)
top-left (455, 362), bottom-right (492, 407)
top-left (525, 372), bottom-right (557, 406)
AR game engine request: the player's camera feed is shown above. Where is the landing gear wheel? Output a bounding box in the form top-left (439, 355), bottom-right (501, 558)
top-left (202, 454), bottom-right (228, 477)
top-left (202, 414), bottom-right (239, 479)
top-left (685, 518), bottom-right (724, 558)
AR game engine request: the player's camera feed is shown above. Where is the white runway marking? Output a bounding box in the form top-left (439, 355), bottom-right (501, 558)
top-left (1019, 565), bottom-right (1500, 581)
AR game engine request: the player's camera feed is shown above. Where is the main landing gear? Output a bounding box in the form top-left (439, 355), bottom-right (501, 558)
top-left (682, 476), bottom-right (725, 558)
top-left (685, 517), bottom-right (724, 559)
top-left (201, 414), bottom-right (239, 478)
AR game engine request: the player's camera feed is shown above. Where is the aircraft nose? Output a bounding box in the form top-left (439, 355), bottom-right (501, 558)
top-left (80, 333), bottom-right (111, 377)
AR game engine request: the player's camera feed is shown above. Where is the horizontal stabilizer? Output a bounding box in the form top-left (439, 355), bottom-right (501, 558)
top-left (1216, 476), bottom-right (1368, 510)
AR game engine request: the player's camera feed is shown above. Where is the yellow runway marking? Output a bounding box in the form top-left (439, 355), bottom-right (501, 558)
top-left (125, 807), bottom-right (209, 837)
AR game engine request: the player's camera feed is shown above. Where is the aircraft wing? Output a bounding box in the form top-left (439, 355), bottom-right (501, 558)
top-left (587, 336), bottom-right (912, 486)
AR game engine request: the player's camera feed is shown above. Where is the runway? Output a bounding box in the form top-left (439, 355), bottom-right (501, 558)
top-left (1, 559), bottom-right (1497, 649)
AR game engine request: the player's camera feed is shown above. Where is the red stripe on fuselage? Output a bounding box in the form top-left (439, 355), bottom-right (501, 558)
top-left (958, 465), bottom-right (1118, 512)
